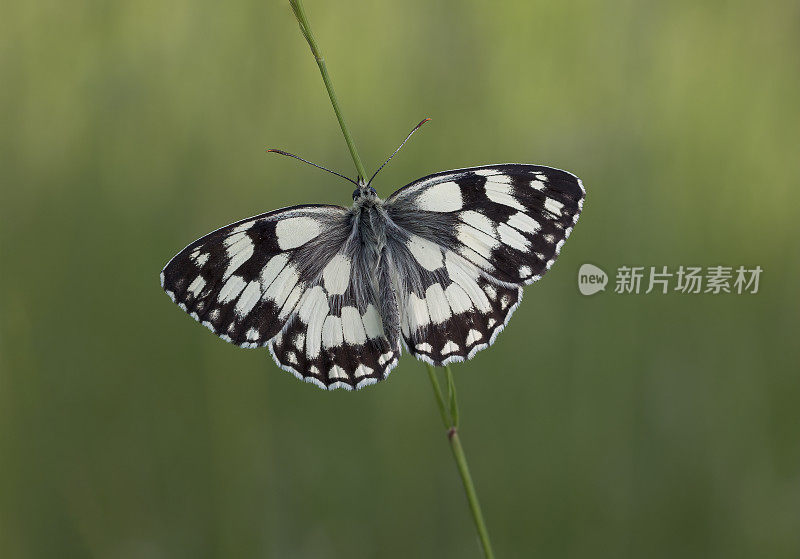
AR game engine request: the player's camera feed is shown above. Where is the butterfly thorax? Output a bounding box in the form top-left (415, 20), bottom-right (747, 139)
top-left (350, 183), bottom-right (388, 251)
top-left (351, 193), bottom-right (387, 252)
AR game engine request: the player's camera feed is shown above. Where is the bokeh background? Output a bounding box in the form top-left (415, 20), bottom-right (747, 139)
top-left (2, 1), bottom-right (799, 557)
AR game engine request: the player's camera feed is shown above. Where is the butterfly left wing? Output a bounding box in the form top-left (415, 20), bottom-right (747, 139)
top-left (383, 164), bottom-right (584, 365)
top-left (161, 204), bottom-right (400, 390)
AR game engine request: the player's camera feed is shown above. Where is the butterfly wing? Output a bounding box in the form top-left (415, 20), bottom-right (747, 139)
top-left (161, 204), bottom-right (400, 389)
top-left (383, 164), bottom-right (584, 365)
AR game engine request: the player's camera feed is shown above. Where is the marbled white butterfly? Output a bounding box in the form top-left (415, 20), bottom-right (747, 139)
top-left (161, 122), bottom-right (585, 390)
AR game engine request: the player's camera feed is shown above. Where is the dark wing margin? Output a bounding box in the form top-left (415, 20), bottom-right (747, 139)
top-left (383, 163), bottom-right (584, 365)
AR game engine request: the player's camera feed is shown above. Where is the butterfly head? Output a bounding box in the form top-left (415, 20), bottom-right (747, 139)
top-left (352, 182), bottom-right (378, 203)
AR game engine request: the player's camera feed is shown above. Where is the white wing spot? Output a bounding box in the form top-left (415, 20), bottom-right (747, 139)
top-left (279, 283), bottom-right (305, 319)
top-left (519, 265), bottom-right (532, 278)
top-left (415, 181), bottom-right (463, 212)
top-left (264, 265), bottom-right (299, 307)
top-left (235, 280), bottom-right (262, 317)
top-left (275, 216), bottom-right (322, 250)
top-left (466, 329), bottom-right (483, 345)
top-left (497, 222), bottom-right (530, 251)
top-left (362, 304), bottom-right (384, 339)
top-left (459, 210), bottom-right (495, 236)
top-left (354, 364), bottom-right (374, 378)
top-left (458, 245), bottom-right (494, 271)
top-left (329, 365), bottom-right (348, 380)
top-left (441, 341), bottom-right (460, 355)
top-left (341, 306), bottom-right (367, 345)
top-left (407, 235), bottom-right (444, 271)
top-left (425, 283), bottom-right (452, 324)
top-left (407, 292), bottom-right (431, 330)
top-left (223, 235), bottom-right (254, 280)
top-left (416, 342), bottom-right (433, 353)
top-left (298, 286), bottom-right (329, 358)
top-left (544, 198), bottom-right (564, 217)
top-left (445, 252), bottom-right (492, 313)
top-left (321, 315), bottom-right (344, 349)
top-left (218, 275), bottom-right (246, 303)
top-left (322, 254), bottom-right (351, 295)
top-left (486, 174), bottom-right (513, 185)
top-left (456, 224), bottom-right (499, 260)
top-left (187, 276), bottom-right (206, 297)
top-left (485, 182), bottom-right (525, 211)
top-left (260, 254), bottom-right (290, 287)
top-left (508, 212), bottom-right (540, 234)
top-left (445, 283), bottom-right (472, 314)
top-left (378, 352), bottom-right (394, 366)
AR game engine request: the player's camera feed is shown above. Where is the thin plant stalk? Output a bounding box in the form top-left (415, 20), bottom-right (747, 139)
top-left (288, 0), bottom-right (368, 182)
top-left (427, 365), bottom-right (496, 559)
top-left (287, 3), bottom-right (495, 556)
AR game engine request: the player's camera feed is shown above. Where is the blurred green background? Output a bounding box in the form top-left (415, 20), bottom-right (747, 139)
top-left (2, 1), bottom-right (799, 557)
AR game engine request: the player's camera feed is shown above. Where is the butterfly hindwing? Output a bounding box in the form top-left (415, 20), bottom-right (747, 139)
top-left (268, 260), bottom-right (400, 390)
top-left (392, 246), bottom-right (524, 365)
top-left (384, 164), bottom-right (584, 365)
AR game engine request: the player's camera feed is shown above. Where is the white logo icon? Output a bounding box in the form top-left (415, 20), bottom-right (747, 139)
top-left (578, 264), bottom-right (608, 295)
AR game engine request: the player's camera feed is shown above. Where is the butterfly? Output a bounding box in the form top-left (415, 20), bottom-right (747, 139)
top-left (161, 120), bottom-right (585, 390)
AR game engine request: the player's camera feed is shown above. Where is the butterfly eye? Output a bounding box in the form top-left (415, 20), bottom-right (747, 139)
top-left (369, 187), bottom-right (377, 196)
top-left (352, 188), bottom-right (360, 200)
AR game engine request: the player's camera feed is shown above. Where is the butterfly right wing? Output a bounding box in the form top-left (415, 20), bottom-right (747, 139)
top-left (383, 164), bottom-right (584, 365)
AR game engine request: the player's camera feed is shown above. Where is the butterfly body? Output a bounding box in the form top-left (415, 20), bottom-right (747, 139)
top-left (162, 164), bottom-right (585, 390)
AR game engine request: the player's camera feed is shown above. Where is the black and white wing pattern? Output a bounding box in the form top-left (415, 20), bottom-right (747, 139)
top-left (161, 205), bottom-right (400, 390)
top-left (383, 164), bottom-right (584, 365)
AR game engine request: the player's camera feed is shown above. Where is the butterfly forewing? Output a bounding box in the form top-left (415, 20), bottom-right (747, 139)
top-left (384, 164), bottom-right (584, 365)
top-left (386, 164), bottom-right (584, 285)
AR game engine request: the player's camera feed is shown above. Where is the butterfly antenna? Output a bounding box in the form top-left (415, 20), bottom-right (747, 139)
top-left (266, 149), bottom-right (359, 186)
top-left (367, 118), bottom-right (431, 187)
